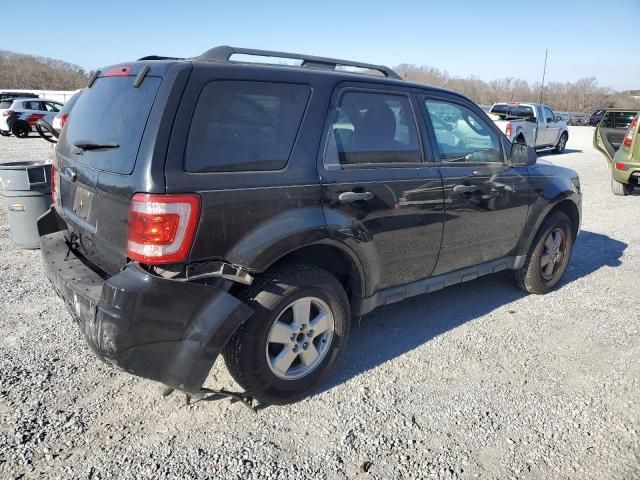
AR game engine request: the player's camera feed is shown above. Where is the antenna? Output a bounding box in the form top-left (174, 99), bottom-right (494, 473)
top-left (539, 49), bottom-right (548, 104)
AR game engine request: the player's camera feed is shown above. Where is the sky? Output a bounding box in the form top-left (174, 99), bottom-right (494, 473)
top-left (2, 0), bottom-right (639, 91)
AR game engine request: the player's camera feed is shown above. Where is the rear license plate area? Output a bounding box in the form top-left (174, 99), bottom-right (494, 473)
top-left (72, 186), bottom-right (94, 221)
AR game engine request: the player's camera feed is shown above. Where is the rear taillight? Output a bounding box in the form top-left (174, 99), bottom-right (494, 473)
top-left (615, 162), bottom-right (629, 171)
top-left (623, 117), bottom-right (638, 148)
top-left (506, 122), bottom-right (512, 137)
top-left (127, 193), bottom-right (201, 264)
top-left (3, 110), bottom-right (13, 117)
top-left (50, 165), bottom-right (59, 204)
top-left (59, 113), bottom-right (69, 130)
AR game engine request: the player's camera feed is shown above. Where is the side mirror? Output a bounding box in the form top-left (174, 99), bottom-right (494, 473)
top-left (555, 116), bottom-right (562, 122)
top-left (509, 143), bottom-right (537, 167)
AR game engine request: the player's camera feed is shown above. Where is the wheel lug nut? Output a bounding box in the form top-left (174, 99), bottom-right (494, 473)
top-left (292, 345), bottom-right (298, 352)
top-left (303, 342), bottom-right (309, 349)
top-left (300, 324), bottom-right (306, 331)
top-left (307, 330), bottom-right (314, 337)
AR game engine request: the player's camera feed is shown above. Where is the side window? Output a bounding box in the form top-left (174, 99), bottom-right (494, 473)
top-left (185, 81), bottom-right (311, 173)
top-left (425, 98), bottom-right (502, 164)
top-left (543, 107), bottom-right (555, 123)
top-left (45, 102), bottom-right (61, 112)
top-left (25, 101), bottom-right (45, 111)
top-left (324, 91), bottom-right (422, 168)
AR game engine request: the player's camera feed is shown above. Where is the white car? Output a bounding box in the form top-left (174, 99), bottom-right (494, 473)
top-left (0, 98), bottom-right (63, 137)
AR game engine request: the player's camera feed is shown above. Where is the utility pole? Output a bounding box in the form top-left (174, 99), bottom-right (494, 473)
top-left (539, 49), bottom-right (548, 105)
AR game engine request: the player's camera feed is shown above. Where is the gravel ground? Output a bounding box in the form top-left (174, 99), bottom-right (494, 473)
top-left (0, 127), bottom-right (639, 479)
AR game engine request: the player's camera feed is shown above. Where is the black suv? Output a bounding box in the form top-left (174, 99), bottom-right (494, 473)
top-left (38, 46), bottom-right (581, 405)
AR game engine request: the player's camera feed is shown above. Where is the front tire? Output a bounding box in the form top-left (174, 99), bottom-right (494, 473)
top-left (0, 130), bottom-right (10, 137)
top-left (223, 263), bottom-right (351, 405)
top-left (553, 132), bottom-right (568, 153)
top-left (611, 176), bottom-right (634, 196)
top-left (515, 211), bottom-right (574, 294)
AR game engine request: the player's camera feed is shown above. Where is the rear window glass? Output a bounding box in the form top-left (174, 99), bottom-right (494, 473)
top-left (185, 81), bottom-right (310, 172)
top-left (517, 105), bottom-right (534, 117)
top-left (63, 76), bottom-right (161, 174)
top-left (0, 101), bottom-right (12, 109)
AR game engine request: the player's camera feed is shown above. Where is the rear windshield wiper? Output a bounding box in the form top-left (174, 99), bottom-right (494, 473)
top-left (73, 142), bottom-right (120, 152)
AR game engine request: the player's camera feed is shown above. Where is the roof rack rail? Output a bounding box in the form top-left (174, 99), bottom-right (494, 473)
top-left (196, 45), bottom-right (401, 80)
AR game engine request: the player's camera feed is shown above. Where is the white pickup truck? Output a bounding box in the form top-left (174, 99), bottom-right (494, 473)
top-left (490, 102), bottom-right (569, 153)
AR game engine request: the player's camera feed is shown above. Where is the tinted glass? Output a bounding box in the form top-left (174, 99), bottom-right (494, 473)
top-left (324, 91), bottom-right (421, 168)
top-left (0, 101), bottom-right (12, 109)
top-left (601, 111), bottom-right (638, 129)
top-left (185, 81), bottom-right (310, 173)
top-left (491, 104), bottom-right (507, 114)
top-left (63, 76), bottom-right (161, 174)
top-left (517, 105), bottom-right (534, 117)
top-left (23, 101), bottom-right (45, 111)
top-left (45, 102), bottom-right (61, 112)
top-left (425, 99), bottom-right (502, 163)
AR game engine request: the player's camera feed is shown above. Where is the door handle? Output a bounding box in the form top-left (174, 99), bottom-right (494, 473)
top-left (453, 184), bottom-right (480, 195)
top-left (338, 191), bottom-right (375, 202)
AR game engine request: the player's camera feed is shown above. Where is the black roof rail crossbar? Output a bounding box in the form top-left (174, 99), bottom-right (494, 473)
top-left (196, 45), bottom-right (401, 80)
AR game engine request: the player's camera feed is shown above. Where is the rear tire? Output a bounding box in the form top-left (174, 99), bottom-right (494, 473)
top-left (515, 210), bottom-right (574, 294)
top-left (12, 123), bottom-right (30, 138)
top-left (0, 130), bottom-right (10, 137)
top-left (223, 263), bottom-right (351, 405)
top-left (553, 132), bottom-right (568, 153)
top-left (611, 176), bottom-right (633, 196)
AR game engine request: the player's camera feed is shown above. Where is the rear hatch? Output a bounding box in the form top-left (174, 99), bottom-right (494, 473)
top-left (54, 63), bottom-right (179, 274)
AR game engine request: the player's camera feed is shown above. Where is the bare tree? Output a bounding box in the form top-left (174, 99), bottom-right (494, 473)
top-left (0, 50), bottom-right (89, 90)
top-left (395, 63), bottom-right (639, 112)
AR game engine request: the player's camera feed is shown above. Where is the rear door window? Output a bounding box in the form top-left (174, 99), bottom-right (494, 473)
top-left (45, 102), bottom-right (61, 112)
top-left (63, 76), bottom-right (161, 174)
top-left (323, 91), bottom-right (422, 168)
top-left (185, 81), bottom-right (311, 172)
top-left (23, 101), bottom-right (46, 111)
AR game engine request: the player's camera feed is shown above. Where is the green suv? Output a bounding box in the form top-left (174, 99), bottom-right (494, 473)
top-left (593, 109), bottom-right (640, 195)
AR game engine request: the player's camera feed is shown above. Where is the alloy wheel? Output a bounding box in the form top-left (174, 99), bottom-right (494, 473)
top-left (540, 227), bottom-right (566, 280)
top-left (265, 296), bottom-right (335, 380)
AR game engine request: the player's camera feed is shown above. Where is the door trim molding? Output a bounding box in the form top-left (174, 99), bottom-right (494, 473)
top-left (357, 255), bottom-right (520, 315)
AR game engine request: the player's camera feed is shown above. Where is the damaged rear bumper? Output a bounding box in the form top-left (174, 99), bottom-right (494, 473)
top-left (39, 212), bottom-right (253, 395)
